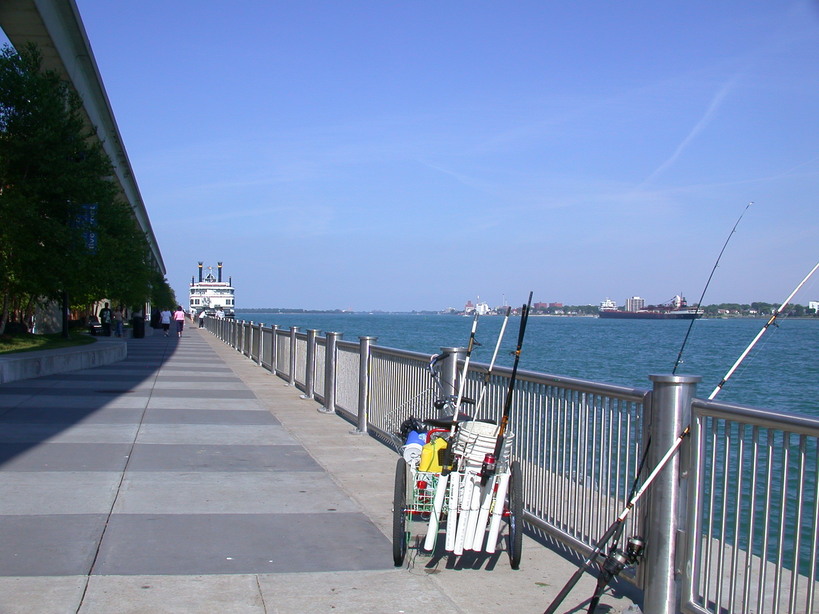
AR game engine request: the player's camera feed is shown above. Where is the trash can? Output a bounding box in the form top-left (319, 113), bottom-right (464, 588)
top-left (132, 316), bottom-right (145, 338)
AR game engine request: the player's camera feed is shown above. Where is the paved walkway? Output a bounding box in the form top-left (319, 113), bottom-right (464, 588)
top-left (0, 326), bottom-right (640, 613)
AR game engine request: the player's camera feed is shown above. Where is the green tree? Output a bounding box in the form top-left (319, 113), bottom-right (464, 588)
top-left (0, 43), bottom-right (162, 333)
top-left (0, 43), bottom-right (116, 331)
top-left (150, 270), bottom-right (176, 309)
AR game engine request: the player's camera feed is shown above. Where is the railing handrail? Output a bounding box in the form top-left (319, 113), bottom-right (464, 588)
top-left (693, 397), bottom-right (819, 435)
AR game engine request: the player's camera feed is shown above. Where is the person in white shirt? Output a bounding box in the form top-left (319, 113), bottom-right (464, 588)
top-left (159, 308), bottom-right (172, 337)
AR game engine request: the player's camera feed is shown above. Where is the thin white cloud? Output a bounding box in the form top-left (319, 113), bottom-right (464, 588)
top-left (638, 76), bottom-right (739, 188)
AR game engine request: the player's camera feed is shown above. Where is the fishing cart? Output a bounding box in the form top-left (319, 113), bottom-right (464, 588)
top-left (391, 412), bottom-right (523, 569)
top-left (391, 296), bottom-right (533, 570)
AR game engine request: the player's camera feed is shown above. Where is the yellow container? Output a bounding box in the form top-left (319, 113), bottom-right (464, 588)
top-left (419, 437), bottom-right (447, 472)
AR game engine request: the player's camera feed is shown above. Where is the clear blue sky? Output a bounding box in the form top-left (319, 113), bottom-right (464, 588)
top-left (73, 1), bottom-right (819, 310)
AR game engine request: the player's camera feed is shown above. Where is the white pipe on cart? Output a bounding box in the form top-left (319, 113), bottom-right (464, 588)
top-left (461, 473), bottom-right (484, 551)
top-left (445, 470), bottom-right (461, 551)
top-left (453, 473), bottom-right (475, 554)
top-left (484, 472), bottom-right (510, 554)
top-left (470, 475), bottom-right (496, 551)
top-left (423, 474), bottom-right (447, 551)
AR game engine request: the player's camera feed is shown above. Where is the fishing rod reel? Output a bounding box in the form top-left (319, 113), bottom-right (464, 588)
top-left (601, 535), bottom-right (645, 579)
top-left (587, 536), bottom-right (646, 613)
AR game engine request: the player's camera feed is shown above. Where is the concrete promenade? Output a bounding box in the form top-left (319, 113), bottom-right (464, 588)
top-left (0, 325), bottom-right (640, 613)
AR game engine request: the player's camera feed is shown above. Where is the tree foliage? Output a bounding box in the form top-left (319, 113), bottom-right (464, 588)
top-left (0, 43), bottom-right (171, 332)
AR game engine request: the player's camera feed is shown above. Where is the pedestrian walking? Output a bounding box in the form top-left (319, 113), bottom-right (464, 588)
top-left (113, 306), bottom-right (124, 337)
top-left (99, 302), bottom-right (112, 336)
top-left (173, 306), bottom-right (186, 337)
top-left (160, 307), bottom-right (172, 337)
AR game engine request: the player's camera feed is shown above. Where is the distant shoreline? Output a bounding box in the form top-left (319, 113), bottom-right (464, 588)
top-left (236, 310), bottom-right (818, 320)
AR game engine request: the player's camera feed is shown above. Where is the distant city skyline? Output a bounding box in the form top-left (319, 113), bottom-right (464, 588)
top-left (236, 295), bottom-right (817, 312)
top-left (44, 2), bottom-right (819, 311)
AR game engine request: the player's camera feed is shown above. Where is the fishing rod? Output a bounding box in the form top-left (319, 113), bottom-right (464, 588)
top-left (577, 203), bottom-right (749, 605)
top-left (563, 204), bottom-right (751, 609)
top-left (673, 202), bottom-right (753, 374)
top-left (544, 431), bottom-right (688, 614)
top-left (453, 313), bottom-right (480, 418)
top-left (486, 291), bottom-right (533, 481)
top-left (548, 260), bottom-right (819, 612)
top-left (454, 307), bottom-right (514, 555)
top-left (423, 313), bottom-right (480, 552)
top-left (467, 292), bottom-right (533, 557)
top-left (474, 305), bottom-right (512, 413)
top-left (498, 292), bottom-right (533, 436)
top-left (708, 259), bottom-right (819, 400)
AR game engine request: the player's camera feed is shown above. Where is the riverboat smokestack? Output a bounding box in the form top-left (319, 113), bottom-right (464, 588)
top-left (198, 261), bottom-right (203, 282)
top-left (218, 262), bottom-right (222, 283)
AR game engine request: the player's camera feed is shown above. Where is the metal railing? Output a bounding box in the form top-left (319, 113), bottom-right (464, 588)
top-left (683, 399), bottom-right (819, 614)
top-left (204, 318), bottom-right (818, 613)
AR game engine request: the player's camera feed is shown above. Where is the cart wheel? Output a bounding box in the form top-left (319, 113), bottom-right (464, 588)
top-left (507, 460), bottom-right (523, 569)
top-left (393, 457), bottom-right (409, 566)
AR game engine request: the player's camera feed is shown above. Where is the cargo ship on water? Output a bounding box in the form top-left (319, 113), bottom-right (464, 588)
top-left (598, 295), bottom-right (701, 320)
top-left (189, 262), bottom-right (235, 318)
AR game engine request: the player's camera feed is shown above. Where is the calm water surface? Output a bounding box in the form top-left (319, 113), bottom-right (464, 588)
top-left (236, 312), bottom-right (818, 417)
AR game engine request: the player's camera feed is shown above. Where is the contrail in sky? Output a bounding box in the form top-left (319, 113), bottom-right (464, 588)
top-left (640, 76), bottom-right (739, 187)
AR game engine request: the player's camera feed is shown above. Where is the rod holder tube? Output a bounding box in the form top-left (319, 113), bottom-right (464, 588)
top-left (437, 347), bottom-right (465, 401)
top-left (643, 374), bottom-right (700, 614)
top-left (355, 336), bottom-right (377, 434)
top-left (288, 326), bottom-right (299, 386)
top-left (319, 332), bottom-right (342, 413)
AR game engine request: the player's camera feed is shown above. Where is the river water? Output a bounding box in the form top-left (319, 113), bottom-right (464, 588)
top-left (235, 312), bottom-right (818, 418)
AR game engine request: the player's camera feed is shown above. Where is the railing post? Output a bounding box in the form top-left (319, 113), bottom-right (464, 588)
top-left (287, 326), bottom-right (299, 386)
top-left (301, 329), bottom-right (319, 399)
top-left (643, 374), bottom-right (700, 614)
top-left (258, 324), bottom-right (264, 366)
top-left (355, 336), bottom-right (377, 434)
top-left (318, 332), bottom-right (342, 414)
top-left (248, 322), bottom-right (254, 359)
top-left (436, 346), bottom-right (466, 401)
top-left (269, 324), bottom-right (278, 374)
